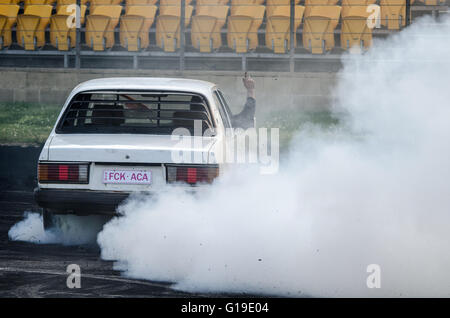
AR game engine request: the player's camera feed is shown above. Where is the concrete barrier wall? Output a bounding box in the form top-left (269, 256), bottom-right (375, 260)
top-left (0, 68), bottom-right (337, 119)
top-left (0, 145), bottom-right (42, 191)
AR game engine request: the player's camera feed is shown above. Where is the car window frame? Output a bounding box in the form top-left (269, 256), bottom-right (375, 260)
top-left (55, 90), bottom-right (216, 135)
top-left (213, 90), bottom-right (232, 129)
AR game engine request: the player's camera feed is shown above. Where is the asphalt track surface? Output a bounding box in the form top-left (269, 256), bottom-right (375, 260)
top-left (0, 190), bottom-right (205, 298)
top-left (0, 147), bottom-right (261, 298)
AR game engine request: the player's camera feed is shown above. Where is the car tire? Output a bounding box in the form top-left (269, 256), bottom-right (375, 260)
top-left (42, 208), bottom-right (55, 231)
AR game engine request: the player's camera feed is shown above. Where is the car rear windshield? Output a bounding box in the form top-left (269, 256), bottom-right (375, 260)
top-left (56, 91), bottom-right (214, 135)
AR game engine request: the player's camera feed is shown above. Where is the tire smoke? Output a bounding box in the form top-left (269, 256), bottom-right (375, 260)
top-left (97, 16), bottom-right (450, 297)
top-left (7, 16), bottom-right (450, 297)
top-left (9, 212), bottom-right (109, 246)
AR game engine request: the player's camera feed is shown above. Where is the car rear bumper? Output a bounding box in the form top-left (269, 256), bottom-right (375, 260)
top-left (34, 188), bottom-right (133, 215)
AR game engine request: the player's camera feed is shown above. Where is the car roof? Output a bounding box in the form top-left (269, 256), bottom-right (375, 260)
top-left (72, 77), bottom-right (217, 96)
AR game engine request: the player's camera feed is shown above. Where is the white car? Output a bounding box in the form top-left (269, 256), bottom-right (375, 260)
top-left (35, 77), bottom-right (236, 229)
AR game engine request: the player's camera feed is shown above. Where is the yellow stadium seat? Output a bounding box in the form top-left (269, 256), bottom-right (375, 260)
top-left (191, 5), bottom-right (229, 52)
top-left (159, 2), bottom-right (193, 15)
top-left (266, 0), bottom-right (301, 17)
top-left (24, 0), bottom-right (56, 7)
top-left (0, 4), bottom-right (19, 49)
top-left (120, 5), bottom-right (157, 51)
top-left (126, 0), bottom-right (158, 10)
top-left (0, 0), bottom-right (19, 4)
top-left (380, 0), bottom-right (406, 30)
top-left (57, 4), bottom-right (87, 24)
top-left (196, 0), bottom-right (229, 6)
top-left (304, 0), bottom-right (339, 17)
top-left (16, 5), bottom-right (53, 50)
top-left (85, 5), bottom-right (122, 51)
top-left (17, 16), bottom-right (42, 50)
top-left (230, 1), bottom-right (265, 15)
top-left (0, 12), bottom-right (7, 48)
top-left (160, 0), bottom-right (193, 7)
top-left (23, 0), bottom-right (56, 11)
top-left (341, 0), bottom-right (376, 16)
top-left (56, 0), bottom-right (88, 10)
top-left (267, 0), bottom-right (301, 3)
top-left (156, 5), bottom-right (193, 52)
top-left (227, 5), bottom-right (265, 53)
top-left (341, 6), bottom-right (372, 53)
top-left (303, 5), bottom-right (341, 54)
top-left (231, 0), bottom-right (265, 6)
top-left (50, 5), bottom-right (87, 50)
top-left (265, 5), bottom-right (304, 54)
top-left (0, 4), bottom-right (20, 49)
top-left (90, 0), bottom-right (123, 13)
top-left (304, 1), bottom-right (340, 51)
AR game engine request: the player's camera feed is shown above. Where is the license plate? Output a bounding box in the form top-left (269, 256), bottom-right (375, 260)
top-left (103, 169), bottom-right (152, 185)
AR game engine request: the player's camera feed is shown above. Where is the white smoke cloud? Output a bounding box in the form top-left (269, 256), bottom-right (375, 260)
top-left (9, 212), bottom-right (109, 246)
top-left (7, 16), bottom-right (450, 296)
top-left (98, 16), bottom-right (450, 297)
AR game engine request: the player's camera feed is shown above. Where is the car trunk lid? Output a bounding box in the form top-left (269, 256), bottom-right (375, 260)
top-left (48, 134), bottom-right (216, 164)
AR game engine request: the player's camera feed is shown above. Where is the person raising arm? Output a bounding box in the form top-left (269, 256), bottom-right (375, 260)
top-left (231, 72), bottom-right (256, 129)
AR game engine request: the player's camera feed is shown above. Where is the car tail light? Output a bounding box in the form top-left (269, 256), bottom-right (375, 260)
top-left (166, 165), bottom-right (219, 185)
top-left (38, 163), bottom-right (89, 184)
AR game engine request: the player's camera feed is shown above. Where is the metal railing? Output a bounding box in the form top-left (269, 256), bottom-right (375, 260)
top-left (0, 0), bottom-right (447, 72)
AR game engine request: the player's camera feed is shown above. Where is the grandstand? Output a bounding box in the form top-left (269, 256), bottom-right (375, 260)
top-left (0, 0), bottom-right (448, 71)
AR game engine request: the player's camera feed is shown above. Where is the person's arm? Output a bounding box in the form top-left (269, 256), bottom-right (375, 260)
top-left (232, 73), bottom-right (256, 128)
top-left (245, 72), bottom-right (255, 99)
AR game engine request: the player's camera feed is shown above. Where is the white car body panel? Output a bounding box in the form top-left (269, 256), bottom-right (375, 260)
top-left (47, 134), bottom-right (217, 164)
top-left (38, 77), bottom-right (229, 195)
top-left (39, 163), bottom-right (167, 192)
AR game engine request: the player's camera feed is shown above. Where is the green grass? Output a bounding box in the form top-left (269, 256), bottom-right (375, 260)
top-left (259, 109), bottom-right (343, 150)
top-left (0, 102), bottom-right (61, 145)
top-left (0, 102), bottom-right (343, 146)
